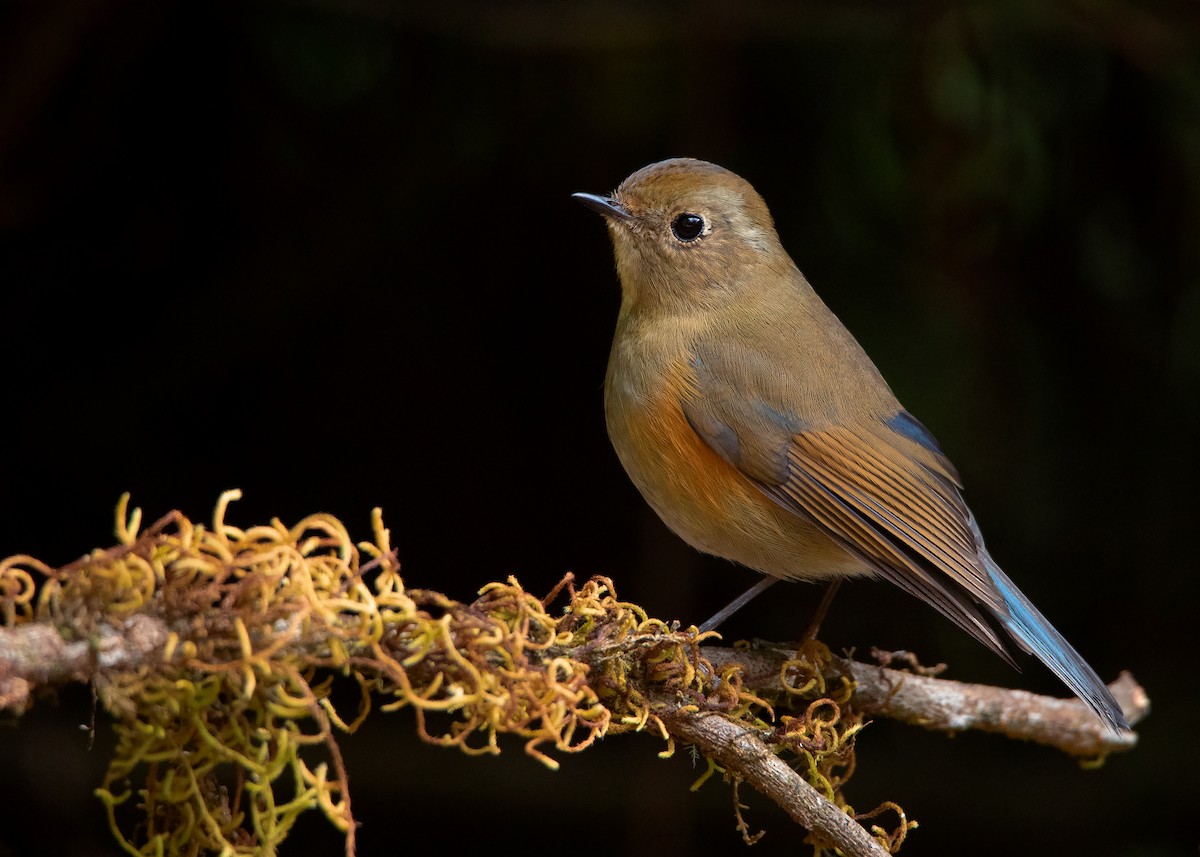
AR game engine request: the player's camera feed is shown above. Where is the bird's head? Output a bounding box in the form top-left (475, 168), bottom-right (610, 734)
top-left (574, 158), bottom-right (785, 314)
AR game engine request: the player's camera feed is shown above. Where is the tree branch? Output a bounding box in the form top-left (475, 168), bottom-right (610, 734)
top-left (703, 645), bottom-right (1146, 758)
top-left (653, 692), bottom-right (892, 856)
top-left (0, 616), bottom-right (168, 713)
top-left (1, 619), bottom-right (1146, 758)
top-left (0, 505), bottom-right (1147, 857)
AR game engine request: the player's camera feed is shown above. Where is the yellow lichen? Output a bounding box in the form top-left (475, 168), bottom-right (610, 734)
top-left (0, 492), bottom-right (907, 856)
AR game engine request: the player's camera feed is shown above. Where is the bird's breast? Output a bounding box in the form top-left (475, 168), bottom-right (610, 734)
top-left (604, 338), bottom-right (870, 582)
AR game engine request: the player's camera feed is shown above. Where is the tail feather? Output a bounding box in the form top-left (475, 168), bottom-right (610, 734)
top-left (982, 553), bottom-right (1129, 733)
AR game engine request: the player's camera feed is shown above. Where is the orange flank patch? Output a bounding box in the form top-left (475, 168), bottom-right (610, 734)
top-left (611, 366), bottom-right (869, 582)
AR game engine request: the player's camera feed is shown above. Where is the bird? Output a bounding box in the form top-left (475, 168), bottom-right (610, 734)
top-left (572, 157), bottom-right (1128, 733)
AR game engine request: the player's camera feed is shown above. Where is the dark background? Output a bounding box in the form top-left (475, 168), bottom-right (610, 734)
top-left (1, 1), bottom-right (1197, 855)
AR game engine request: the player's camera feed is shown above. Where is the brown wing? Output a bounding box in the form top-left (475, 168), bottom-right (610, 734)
top-left (682, 345), bottom-right (1014, 663)
top-left (765, 424), bottom-right (1014, 663)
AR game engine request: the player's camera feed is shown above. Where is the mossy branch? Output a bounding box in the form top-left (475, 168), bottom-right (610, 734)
top-left (703, 648), bottom-right (1146, 759)
top-left (0, 492), bottom-right (1147, 857)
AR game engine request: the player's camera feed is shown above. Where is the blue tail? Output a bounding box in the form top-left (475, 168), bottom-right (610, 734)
top-left (982, 552), bottom-right (1129, 733)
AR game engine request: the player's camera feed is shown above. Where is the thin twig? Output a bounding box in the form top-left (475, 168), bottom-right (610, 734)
top-left (653, 693), bottom-right (890, 857)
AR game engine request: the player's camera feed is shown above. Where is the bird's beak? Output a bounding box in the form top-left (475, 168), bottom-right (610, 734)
top-left (572, 192), bottom-right (633, 222)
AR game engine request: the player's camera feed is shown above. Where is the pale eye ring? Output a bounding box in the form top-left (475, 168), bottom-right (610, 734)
top-left (670, 212), bottom-right (707, 243)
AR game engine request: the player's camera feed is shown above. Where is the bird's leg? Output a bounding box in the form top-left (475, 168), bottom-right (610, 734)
top-left (697, 576), bottom-right (779, 633)
top-left (801, 578), bottom-right (843, 641)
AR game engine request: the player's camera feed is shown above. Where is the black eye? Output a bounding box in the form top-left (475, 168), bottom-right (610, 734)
top-left (671, 212), bottom-right (706, 242)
